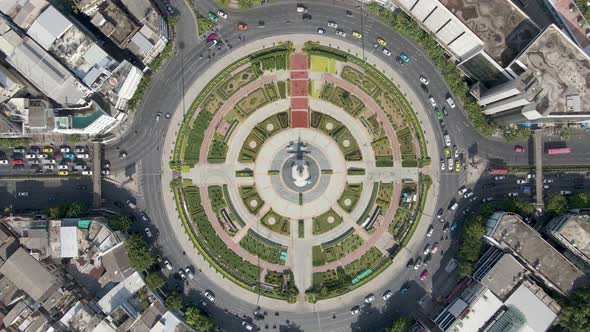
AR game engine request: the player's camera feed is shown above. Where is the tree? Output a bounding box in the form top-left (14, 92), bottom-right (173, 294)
top-left (456, 216), bottom-right (486, 276)
top-left (184, 306), bottom-right (213, 332)
top-left (145, 272), bottom-right (166, 290)
top-left (164, 291), bottom-right (183, 311)
top-left (500, 199), bottom-right (535, 217)
top-left (126, 234), bottom-right (154, 271)
top-left (546, 193), bottom-right (567, 216)
top-left (568, 193), bottom-right (590, 209)
top-left (109, 215), bottom-right (132, 232)
top-left (557, 286), bottom-right (590, 331)
top-left (67, 134), bottom-right (81, 144)
top-left (63, 202), bottom-right (87, 218)
top-left (47, 207), bottom-right (61, 219)
top-left (385, 318), bottom-right (412, 332)
top-left (561, 129), bottom-right (571, 141)
top-left (238, 0), bottom-right (255, 9)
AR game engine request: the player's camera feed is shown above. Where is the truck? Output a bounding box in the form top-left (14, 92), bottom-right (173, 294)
top-left (546, 147), bottom-right (571, 155)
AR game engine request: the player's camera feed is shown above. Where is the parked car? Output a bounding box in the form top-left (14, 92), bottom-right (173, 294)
top-left (516, 179), bottom-right (528, 184)
top-left (58, 164), bottom-right (68, 170)
top-left (464, 191), bottom-right (474, 199)
top-left (364, 294), bottom-right (375, 303)
top-left (350, 306), bottom-right (360, 315)
top-left (426, 225), bottom-right (433, 237)
top-left (352, 31), bottom-right (362, 39)
top-left (413, 257), bottom-right (422, 270)
top-left (140, 212), bottom-right (149, 222)
top-left (428, 96), bottom-right (437, 107)
top-left (440, 159), bottom-right (446, 171)
top-left (317, 27), bottom-right (325, 34)
top-left (376, 37), bottom-right (387, 45)
top-left (494, 176), bottom-right (505, 180)
top-left (178, 269), bottom-right (186, 280)
top-left (508, 192), bottom-right (519, 197)
top-left (81, 170), bottom-right (93, 175)
top-left (431, 242), bottom-right (440, 254)
top-left (42, 146), bottom-right (54, 153)
top-left (60, 146), bottom-right (70, 153)
top-left (206, 33), bottom-right (217, 41)
top-left (382, 290), bottom-right (393, 300)
top-left (58, 170), bottom-right (68, 176)
top-left (13, 147), bottom-right (26, 154)
top-left (207, 11), bottom-right (219, 22)
top-left (237, 22), bottom-right (248, 30)
top-left (423, 244), bottom-right (431, 255)
top-left (458, 186), bottom-right (468, 195)
top-left (74, 146), bottom-right (86, 153)
top-left (144, 227), bottom-right (152, 238)
top-left (327, 21), bottom-right (338, 28)
top-left (436, 208), bottom-right (444, 219)
top-left (514, 145), bottom-right (525, 153)
top-left (336, 29), bottom-right (346, 37)
top-left (241, 321), bottom-right (254, 331)
top-left (185, 267), bottom-right (195, 279)
top-left (216, 10), bottom-right (227, 19)
top-left (11, 159), bottom-right (23, 165)
top-left (164, 260), bottom-right (172, 270)
top-left (419, 270), bottom-right (429, 281)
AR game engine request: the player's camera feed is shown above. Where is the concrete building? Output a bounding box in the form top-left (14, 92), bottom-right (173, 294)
top-left (0, 64), bottom-right (25, 103)
top-left (149, 311), bottom-right (192, 332)
top-left (484, 212), bottom-right (590, 295)
top-left (97, 271), bottom-right (145, 315)
top-left (546, 214), bottom-right (590, 270)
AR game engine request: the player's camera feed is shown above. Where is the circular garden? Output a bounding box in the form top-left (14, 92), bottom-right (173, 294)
top-left (170, 41), bottom-right (432, 303)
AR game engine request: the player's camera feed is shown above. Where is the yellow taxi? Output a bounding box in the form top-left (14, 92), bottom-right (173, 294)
top-left (455, 159), bottom-right (461, 172)
top-left (352, 31), bottom-right (362, 39)
top-left (377, 37), bottom-right (387, 46)
top-left (42, 146), bottom-right (54, 153)
top-left (58, 170), bottom-right (69, 176)
top-left (444, 147), bottom-right (451, 159)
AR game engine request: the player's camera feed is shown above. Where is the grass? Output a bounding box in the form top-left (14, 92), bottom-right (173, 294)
top-left (261, 210), bottom-right (290, 235)
top-left (239, 231), bottom-right (284, 265)
top-left (376, 182), bottom-right (394, 213)
top-left (310, 55), bottom-right (336, 74)
top-left (313, 209), bottom-right (343, 235)
top-left (182, 110), bottom-right (214, 164)
top-left (208, 133), bottom-right (227, 163)
top-left (236, 88), bottom-right (269, 115)
top-left (239, 186), bottom-right (264, 214)
top-left (298, 220), bottom-right (304, 238)
top-left (343, 247), bottom-right (383, 276)
top-left (338, 184), bottom-right (363, 213)
top-left (313, 230), bottom-right (364, 266)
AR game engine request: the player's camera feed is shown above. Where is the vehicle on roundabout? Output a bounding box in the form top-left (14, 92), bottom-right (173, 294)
top-left (377, 37), bottom-right (387, 46)
top-left (352, 31), bottom-right (362, 38)
top-left (382, 48), bottom-right (391, 56)
top-left (364, 294), bottom-right (375, 303)
top-left (207, 11), bottom-right (218, 22)
top-left (237, 23), bottom-right (248, 30)
top-left (382, 290), bottom-right (393, 300)
top-left (399, 52), bottom-right (410, 62)
top-left (317, 27), bottom-right (325, 34)
top-left (351, 306), bottom-right (360, 315)
top-left (327, 21), bottom-right (338, 28)
top-left (419, 76), bottom-right (429, 85)
top-left (217, 10), bottom-right (227, 19)
top-left (336, 29), bottom-right (346, 37)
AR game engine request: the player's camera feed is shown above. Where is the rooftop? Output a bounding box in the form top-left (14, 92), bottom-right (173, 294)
top-left (479, 253), bottom-right (526, 300)
top-left (97, 271), bottom-right (145, 314)
top-left (551, 214), bottom-right (590, 262)
top-left (453, 288), bottom-right (503, 332)
top-left (504, 281), bottom-right (559, 331)
top-left (485, 212), bottom-right (590, 295)
top-left (149, 311), bottom-right (192, 332)
top-left (120, 0), bottom-right (165, 37)
top-left (0, 246), bottom-right (59, 301)
top-left (0, 0), bottom-right (48, 30)
top-left (100, 242), bottom-right (132, 283)
top-left (27, 5), bottom-right (72, 50)
top-left (90, 1), bottom-right (139, 47)
top-left (440, 0), bottom-right (540, 66)
top-left (514, 25), bottom-right (590, 115)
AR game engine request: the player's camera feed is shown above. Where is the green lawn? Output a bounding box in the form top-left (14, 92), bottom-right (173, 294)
top-left (239, 186), bottom-right (264, 214)
top-left (313, 230), bottom-right (364, 266)
top-left (239, 231), bottom-right (284, 265)
top-left (338, 184), bottom-right (363, 213)
top-left (310, 55), bottom-right (336, 74)
top-left (261, 209), bottom-right (290, 235)
top-left (313, 209), bottom-right (343, 235)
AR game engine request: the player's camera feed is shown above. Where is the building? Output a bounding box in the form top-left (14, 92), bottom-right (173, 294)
top-left (0, 64), bottom-right (26, 103)
top-left (546, 214), bottom-right (590, 271)
top-left (484, 212), bottom-right (590, 295)
top-left (149, 311), bottom-right (192, 332)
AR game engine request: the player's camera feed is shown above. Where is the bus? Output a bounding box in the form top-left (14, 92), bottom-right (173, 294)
top-left (546, 147), bottom-right (571, 155)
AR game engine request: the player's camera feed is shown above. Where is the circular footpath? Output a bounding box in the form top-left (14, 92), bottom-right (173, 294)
top-left (163, 34), bottom-right (440, 312)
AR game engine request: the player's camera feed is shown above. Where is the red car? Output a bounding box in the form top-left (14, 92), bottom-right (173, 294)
top-left (11, 159), bottom-right (23, 165)
top-left (53, 152), bottom-right (63, 159)
top-left (514, 145), bottom-right (525, 153)
top-left (431, 242), bottom-right (440, 254)
top-left (420, 270), bottom-right (429, 281)
top-left (206, 33), bottom-right (217, 41)
top-left (237, 22), bottom-right (248, 30)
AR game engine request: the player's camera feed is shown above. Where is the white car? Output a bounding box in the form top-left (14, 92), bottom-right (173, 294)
top-left (447, 158), bottom-right (453, 169)
top-left (58, 164), bottom-right (68, 170)
top-left (444, 134), bottom-right (451, 147)
top-left (185, 267), bottom-right (195, 279)
top-left (508, 192), bottom-right (519, 197)
top-left (364, 294), bottom-right (375, 303)
top-left (382, 48), bottom-right (391, 56)
top-left (317, 28), bottom-right (325, 34)
top-left (0, 159), bottom-right (8, 165)
top-left (60, 146), bottom-right (70, 153)
top-left (76, 153), bottom-right (89, 159)
top-left (426, 225), bottom-right (433, 237)
top-left (419, 76), bottom-right (429, 85)
top-left (25, 154), bottom-right (36, 159)
top-left (464, 191), bottom-right (474, 199)
top-left (327, 21), bottom-right (338, 28)
top-left (101, 169), bottom-right (110, 175)
top-left (164, 260), bottom-right (173, 270)
top-left (382, 290), bottom-right (393, 300)
top-left (482, 197), bottom-right (493, 203)
top-left (144, 227), bottom-right (152, 238)
top-left (296, 5), bottom-right (307, 13)
top-left (527, 174), bottom-right (536, 179)
top-left (458, 186), bottom-right (468, 195)
top-left (516, 179), bottom-right (528, 184)
top-left (428, 96), bottom-right (437, 107)
top-left (494, 176), bottom-right (505, 180)
top-left (440, 160), bottom-right (446, 171)
top-left (47, 159), bottom-right (56, 164)
top-left (241, 321), bottom-right (254, 331)
top-left (17, 192), bottom-right (28, 197)
top-left (544, 179), bottom-right (553, 183)
top-left (216, 10), bottom-right (227, 19)
top-left (74, 146), bottom-right (85, 153)
top-left (204, 290), bottom-right (215, 302)
top-left (336, 29), bottom-right (346, 37)
top-left (453, 146), bottom-right (459, 158)
top-left (82, 170), bottom-right (93, 175)
top-left (39, 153), bottom-right (48, 159)
top-left (423, 245), bottom-right (431, 255)
top-left (446, 96), bottom-right (456, 108)
top-left (350, 306), bottom-right (360, 315)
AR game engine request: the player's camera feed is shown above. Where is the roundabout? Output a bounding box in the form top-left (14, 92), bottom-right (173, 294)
top-left (168, 37), bottom-right (434, 305)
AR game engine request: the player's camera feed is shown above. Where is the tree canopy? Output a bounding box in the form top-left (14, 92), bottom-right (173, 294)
top-left (47, 202), bottom-right (88, 219)
top-left (457, 216), bottom-right (486, 276)
top-left (385, 317), bottom-right (412, 332)
top-left (109, 215), bottom-right (132, 232)
top-left (145, 272), bottom-right (166, 290)
top-left (184, 306), bottom-right (213, 332)
top-left (546, 193), bottom-right (567, 216)
top-left (568, 193), bottom-right (590, 209)
top-left (164, 291), bottom-right (183, 311)
top-left (558, 286), bottom-right (590, 331)
top-left (125, 234), bottom-right (154, 272)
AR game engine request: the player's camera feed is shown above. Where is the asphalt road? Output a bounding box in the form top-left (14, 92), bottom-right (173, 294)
top-left (99, 1), bottom-right (590, 331)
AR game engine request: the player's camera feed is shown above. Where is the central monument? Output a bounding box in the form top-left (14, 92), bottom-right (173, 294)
top-left (287, 139), bottom-right (312, 187)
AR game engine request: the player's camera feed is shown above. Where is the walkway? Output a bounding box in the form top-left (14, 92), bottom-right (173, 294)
top-left (290, 53), bottom-right (309, 128)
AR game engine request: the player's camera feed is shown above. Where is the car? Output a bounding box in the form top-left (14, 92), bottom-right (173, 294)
top-left (82, 170), bottom-right (92, 175)
top-left (440, 159), bottom-right (446, 171)
top-left (317, 27), bottom-right (325, 34)
top-left (297, 4), bottom-right (307, 13)
top-left (406, 259), bottom-right (414, 269)
top-left (43, 164), bottom-right (55, 170)
top-left (428, 96), bottom-right (437, 107)
top-left (458, 186), bottom-right (468, 195)
top-left (543, 185), bottom-right (550, 189)
top-left (336, 29), bottom-right (346, 37)
top-left (346, 10), bottom-right (353, 17)
top-left (443, 147), bottom-right (451, 159)
top-left (448, 158), bottom-right (453, 169)
top-left (17, 192), bottom-right (28, 197)
top-left (426, 225), bottom-right (434, 237)
top-left (376, 37), bottom-right (387, 46)
top-left (119, 151), bottom-right (127, 158)
top-left (206, 33), bottom-right (217, 41)
top-left (364, 294), bottom-right (375, 303)
top-left (400, 285), bottom-right (410, 294)
top-left (431, 242), bottom-right (440, 254)
top-left (419, 270), bottom-right (429, 281)
top-left (450, 222), bottom-right (459, 232)
top-left (443, 224), bottom-right (450, 233)
top-left (508, 192), bottom-right (519, 197)
top-left (464, 191), bottom-right (474, 199)
top-left (76, 153), bottom-right (89, 159)
top-left (0, 159), bottom-right (8, 165)
top-left (58, 170), bottom-right (68, 176)
top-left (514, 145), bottom-right (525, 153)
top-left (64, 153), bottom-right (75, 160)
top-left (352, 31), bottom-right (362, 38)
top-left (419, 76), bottom-right (429, 85)
top-left (449, 202), bottom-right (459, 211)
top-left (423, 244), bottom-right (431, 255)
top-left (164, 260), bottom-right (172, 270)
top-left (413, 257), bottom-right (422, 270)
top-left (453, 145), bottom-right (459, 158)
top-left (399, 52), bottom-right (410, 62)
top-left (178, 269), bottom-right (186, 280)
top-left (207, 11), bottom-right (219, 22)
top-left (11, 159), bottom-right (23, 165)
top-left (204, 290), bottom-right (215, 301)
top-left (60, 146), bottom-right (70, 153)
top-left (396, 56), bottom-right (405, 65)
top-left (446, 96), bottom-right (456, 108)
top-left (140, 212), bottom-right (149, 222)
top-left (166, 5), bottom-right (174, 15)
top-left (435, 109), bottom-right (443, 121)
top-left (58, 164), bottom-right (68, 170)
top-left (494, 176), bottom-right (505, 180)
top-left (74, 146), bottom-right (86, 153)
top-left (144, 228), bottom-right (152, 238)
top-left (207, 39), bottom-right (218, 49)
top-left (382, 290), bottom-right (393, 300)
top-left (455, 159), bottom-right (461, 172)
top-left (327, 21), bottom-right (338, 28)
top-left (216, 10), bottom-right (227, 19)
top-left (544, 179), bottom-right (553, 183)
top-left (482, 197), bottom-right (493, 203)
top-left (436, 208), bottom-right (444, 219)
top-left (442, 106), bottom-right (448, 116)
top-left (42, 146), bottom-right (53, 153)
top-left (165, 112), bottom-right (171, 119)
top-left (423, 254), bottom-right (432, 266)
top-left (25, 153), bottom-right (36, 159)
top-left (444, 134), bottom-right (451, 147)
top-left (29, 147), bottom-right (40, 154)
top-left (101, 169), bottom-right (110, 175)
top-left (350, 306), bottom-right (360, 315)
top-left (527, 174), bottom-right (535, 179)
top-left (38, 153), bottom-right (49, 159)
top-left (560, 190), bottom-right (573, 195)
top-left (53, 152), bottom-right (62, 159)
top-left (516, 179), bottom-right (528, 184)
top-left (241, 321), bottom-right (254, 331)
top-left (382, 48), bottom-right (391, 56)
top-left (302, 13), bottom-right (312, 20)
top-left (185, 267), bottom-right (195, 279)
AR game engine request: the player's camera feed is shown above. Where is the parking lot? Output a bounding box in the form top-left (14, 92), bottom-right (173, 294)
top-left (0, 178), bottom-right (93, 212)
top-left (0, 144), bottom-right (104, 176)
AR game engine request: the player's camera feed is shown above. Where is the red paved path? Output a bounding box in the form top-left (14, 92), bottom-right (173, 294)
top-left (291, 111), bottom-right (308, 128)
top-left (290, 53), bottom-right (308, 70)
top-left (289, 53), bottom-right (309, 128)
top-left (290, 97), bottom-right (308, 110)
top-left (290, 71), bottom-right (308, 79)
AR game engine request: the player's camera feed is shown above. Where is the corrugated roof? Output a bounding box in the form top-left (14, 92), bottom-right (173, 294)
top-left (59, 226), bottom-right (78, 258)
top-left (0, 247), bottom-right (57, 301)
top-left (27, 5), bottom-right (71, 50)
